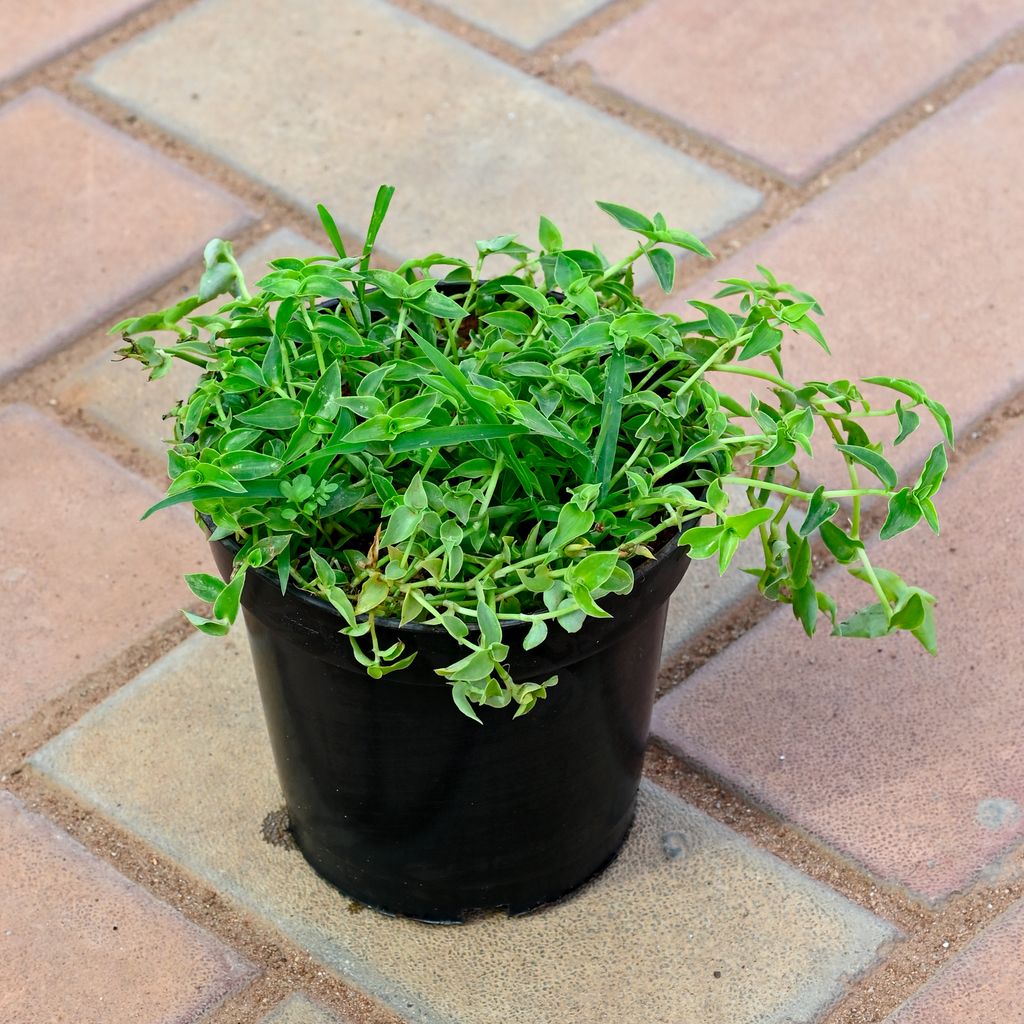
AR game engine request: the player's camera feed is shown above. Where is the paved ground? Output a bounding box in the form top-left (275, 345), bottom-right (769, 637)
top-left (1, 2), bottom-right (1022, 1022)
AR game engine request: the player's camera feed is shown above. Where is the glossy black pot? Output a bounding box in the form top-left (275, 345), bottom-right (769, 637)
top-left (210, 529), bottom-right (691, 923)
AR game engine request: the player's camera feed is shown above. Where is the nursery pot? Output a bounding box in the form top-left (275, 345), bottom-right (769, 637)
top-left (211, 530), bottom-right (691, 923)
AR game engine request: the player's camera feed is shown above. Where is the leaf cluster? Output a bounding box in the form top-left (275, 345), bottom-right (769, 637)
top-left (113, 187), bottom-right (953, 720)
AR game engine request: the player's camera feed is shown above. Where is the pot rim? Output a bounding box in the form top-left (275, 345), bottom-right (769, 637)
top-left (205, 514), bottom-right (683, 636)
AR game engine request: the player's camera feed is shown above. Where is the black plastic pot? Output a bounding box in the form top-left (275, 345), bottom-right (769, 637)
top-left (210, 529), bottom-right (691, 923)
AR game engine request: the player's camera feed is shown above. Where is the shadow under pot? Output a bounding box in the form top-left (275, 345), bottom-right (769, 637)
top-left (209, 525), bottom-right (691, 924)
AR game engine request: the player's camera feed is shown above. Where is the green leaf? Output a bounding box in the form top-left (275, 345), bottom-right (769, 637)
top-left (893, 400), bottom-right (920, 446)
top-left (567, 551), bottom-right (620, 590)
top-left (591, 347), bottom-right (626, 500)
top-left (725, 506), bottom-right (774, 539)
top-left (236, 398), bottom-right (303, 431)
top-left (836, 444), bottom-right (898, 490)
top-left (818, 521), bottom-right (864, 564)
top-left (213, 569), bottom-right (246, 624)
top-left (355, 576), bottom-right (390, 615)
top-left (317, 203), bottom-right (347, 258)
top-left (835, 603), bottom-right (891, 640)
top-left (477, 595), bottom-right (502, 647)
top-left (792, 580), bottom-right (818, 636)
top-left (914, 443), bottom-right (947, 500)
top-left (646, 248), bottom-right (676, 292)
top-left (545, 503), bottom-right (595, 552)
top-left (595, 200), bottom-right (653, 233)
top-left (481, 310), bottom-right (533, 335)
top-left (538, 215), bottom-right (562, 252)
top-left (523, 618), bottom-right (548, 651)
top-left (679, 524), bottom-right (722, 560)
top-left (880, 488), bottom-right (922, 540)
top-left (183, 611), bottom-right (230, 637)
top-left (220, 450), bottom-right (283, 480)
top-left (185, 572), bottom-right (224, 604)
top-left (689, 301), bottom-right (737, 341)
top-left (799, 485), bottom-right (839, 536)
top-left (739, 322), bottom-right (783, 360)
top-left (451, 681), bottom-right (483, 724)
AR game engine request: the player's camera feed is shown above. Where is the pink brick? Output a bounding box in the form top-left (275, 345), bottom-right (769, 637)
top-left (0, 0), bottom-right (156, 86)
top-left (653, 419), bottom-right (1024, 903)
top-left (887, 901), bottom-right (1024, 1022)
top-left (0, 89), bottom-right (251, 382)
top-left (574, 0), bottom-right (1022, 180)
top-left (0, 406), bottom-right (209, 730)
top-left (0, 791), bottom-right (255, 1024)
top-left (665, 66), bottom-right (1024, 482)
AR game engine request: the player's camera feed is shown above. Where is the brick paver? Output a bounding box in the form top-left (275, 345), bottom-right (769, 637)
top-left (574, 0), bottom-right (1023, 180)
top-left (653, 418), bottom-right (1024, 903)
top-left (0, 0), bottom-right (154, 86)
top-left (84, 0), bottom-right (760, 266)
top-left (0, 406), bottom-right (208, 730)
top-left (35, 632), bottom-right (894, 1024)
top-left (0, 89), bottom-right (252, 383)
top-left (428, 0), bottom-right (610, 49)
top-left (668, 65), bottom-right (1024, 484)
top-left (0, 791), bottom-right (254, 1024)
top-left (61, 228), bottom-right (318, 459)
top-left (885, 900), bottom-right (1024, 1023)
top-left (264, 994), bottom-right (350, 1024)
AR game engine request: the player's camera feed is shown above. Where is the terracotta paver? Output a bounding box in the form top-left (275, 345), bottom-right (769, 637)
top-left (0, 406), bottom-right (209, 730)
top-left (574, 0), bottom-right (1023, 180)
top-left (653, 419), bottom-right (1024, 903)
top-left (263, 994), bottom-right (350, 1024)
top-left (0, 791), bottom-right (255, 1024)
top-left (84, 0), bottom-right (760, 267)
top-left (61, 228), bottom-right (319, 460)
top-left (885, 900), bottom-right (1024, 1023)
top-left (667, 65), bottom-right (1024, 485)
top-left (0, 89), bottom-right (252, 382)
top-left (0, 0), bottom-right (155, 86)
top-left (428, 0), bottom-right (611, 49)
top-left (34, 632), bottom-right (894, 1024)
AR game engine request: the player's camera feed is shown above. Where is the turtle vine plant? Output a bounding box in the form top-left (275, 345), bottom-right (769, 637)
top-left (114, 186), bottom-right (952, 721)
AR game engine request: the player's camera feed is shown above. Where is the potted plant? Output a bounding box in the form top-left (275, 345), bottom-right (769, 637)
top-left (113, 186), bottom-right (950, 923)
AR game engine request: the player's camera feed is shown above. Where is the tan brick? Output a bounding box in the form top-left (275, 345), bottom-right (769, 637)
top-left (574, 0), bottom-right (1023, 180)
top-left (427, 0), bottom-right (611, 49)
top-left (35, 631), bottom-right (893, 1024)
top-left (61, 229), bottom-right (319, 460)
top-left (654, 419), bottom-right (1024, 903)
top-left (0, 0), bottom-right (154, 86)
top-left (886, 900), bottom-right (1024, 1023)
top-left (0, 89), bottom-right (252, 382)
top-left (0, 406), bottom-right (208, 730)
top-left (0, 791), bottom-right (254, 1024)
top-left (664, 66), bottom-right (1024, 486)
top-left (85, 0), bottom-right (759, 267)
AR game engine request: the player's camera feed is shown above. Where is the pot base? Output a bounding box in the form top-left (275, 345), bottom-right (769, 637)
top-left (291, 797), bottom-right (640, 925)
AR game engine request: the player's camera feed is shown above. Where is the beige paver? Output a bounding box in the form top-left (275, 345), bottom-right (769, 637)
top-left (0, 0), bottom-right (155, 86)
top-left (35, 631), bottom-right (894, 1024)
top-left (885, 900), bottom-right (1024, 1023)
top-left (654, 419), bottom-right (1024, 903)
top-left (263, 994), bottom-right (350, 1024)
top-left (61, 228), bottom-right (319, 459)
top-left (664, 65), bottom-right (1024, 485)
top-left (0, 405), bottom-right (209, 730)
top-left (84, 0), bottom-right (760, 267)
top-left (0, 89), bottom-right (252, 382)
top-left (427, 0), bottom-right (611, 49)
top-left (574, 0), bottom-right (1023, 180)
top-left (0, 791), bottom-right (255, 1024)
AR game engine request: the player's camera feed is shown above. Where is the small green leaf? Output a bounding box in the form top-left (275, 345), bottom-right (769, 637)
top-left (799, 486), bottom-right (839, 536)
top-left (185, 572), bottom-right (224, 604)
top-left (646, 247), bottom-right (676, 292)
top-left (595, 200), bottom-right (653, 233)
top-left (818, 521), bottom-right (864, 564)
top-left (317, 203), bottom-right (347, 257)
top-left (739, 322), bottom-right (783, 360)
top-left (689, 301), bottom-right (737, 341)
top-left (880, 488), bottom-right (922, 540)
top-left (523, 618), bottom-right (548, 650)
top-left (914, 443), bottom-right (947, 500)
top-left (836, 444), bottom-right (898, 490)
top-left (236, 398), bottom-right (303, 431)
top-left (538, 215), bottom-right (563, 252)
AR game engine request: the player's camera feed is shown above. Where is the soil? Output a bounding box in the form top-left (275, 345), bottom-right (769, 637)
top-left (1, 1), bottom-right (1023, 1021)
